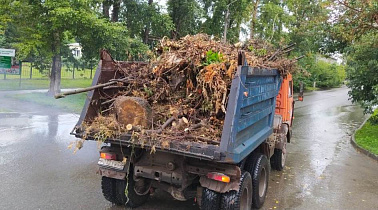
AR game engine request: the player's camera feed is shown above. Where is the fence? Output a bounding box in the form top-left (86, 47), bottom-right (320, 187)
top-left (2, 62), bottom-right (96, 80)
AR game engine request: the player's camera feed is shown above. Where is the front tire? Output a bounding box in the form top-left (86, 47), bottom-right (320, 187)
top-left (220, 171), bottom-right (252, 210)
top-left (271, 148), bottom-right (286, 171)
top-left (271, 136), bottom-right (287, 171)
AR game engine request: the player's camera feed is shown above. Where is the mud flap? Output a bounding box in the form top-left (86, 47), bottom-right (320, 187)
top-left (97, 157), bottom-right (131, 180)
top-left (275, 124), bottom-right (289, 150)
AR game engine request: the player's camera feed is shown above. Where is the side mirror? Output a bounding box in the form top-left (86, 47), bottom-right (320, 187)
top-left (297, 81), bottom-right (304, 101)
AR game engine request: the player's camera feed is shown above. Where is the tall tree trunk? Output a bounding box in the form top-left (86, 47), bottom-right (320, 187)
top-left (48, 32), bottom-right (62, 96)
top-left (143, 0), bottom-right (153, 44)
top-left (48, 54), bottom-right (62, 96)
top-left (103, 0), bottom-right (111, 19)
top-left (250, 0), bottom-right (260, 40)
top-left (112, 0), bottom-right (121, 22)
top-left (223, 2), bottom-right (230, 43)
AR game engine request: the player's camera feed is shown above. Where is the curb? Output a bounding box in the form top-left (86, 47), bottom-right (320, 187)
top-left (350, 117), bottom-right (378, 162)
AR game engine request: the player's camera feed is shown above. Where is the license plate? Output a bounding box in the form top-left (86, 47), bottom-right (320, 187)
top-left (98, 158), bottom-right (125, 170)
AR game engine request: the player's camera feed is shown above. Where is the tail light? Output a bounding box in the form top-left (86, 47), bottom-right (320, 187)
top-left (207, 172), bottom-right (230, 183)
top-left (100, 152), bottom-right (116, 160)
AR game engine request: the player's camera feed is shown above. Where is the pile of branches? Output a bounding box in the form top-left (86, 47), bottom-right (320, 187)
top-left (78, 34), bottom-right (300, 148)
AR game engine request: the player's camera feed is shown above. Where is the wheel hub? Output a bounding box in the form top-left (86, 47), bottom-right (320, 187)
top-left (259, 168), bottom-right (267, 197)
top-left (240, 187), bottom-right (250, 210)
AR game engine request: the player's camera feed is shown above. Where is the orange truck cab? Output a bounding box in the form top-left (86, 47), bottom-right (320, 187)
top-left (269, 73), bottom-right (303, 170)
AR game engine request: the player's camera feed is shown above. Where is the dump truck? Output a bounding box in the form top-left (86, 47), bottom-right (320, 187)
top-left (70, 51), bottom-right (303, 210)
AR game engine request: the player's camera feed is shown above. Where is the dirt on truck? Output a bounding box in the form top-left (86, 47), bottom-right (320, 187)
top-left (61, 34), bottom-right (304, 210)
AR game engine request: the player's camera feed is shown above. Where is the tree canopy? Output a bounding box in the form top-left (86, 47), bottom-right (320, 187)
top-left (328, 0), bottom-right (378, 113)
top-left (1, 0), bottom-right (376, 110)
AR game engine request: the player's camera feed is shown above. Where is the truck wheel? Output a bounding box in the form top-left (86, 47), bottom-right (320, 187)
top-left (101, 176), bottom-right (117, 203)
top-left (201, 187), bottom-right (220, 210)
top-left (250, 154), bottom-right (269, 209)
top-left (114, 170), bottom-right (150, 207)
top-left (271, 137), bottom-right (287, 171)
top-left (271, 148), bottom-right (286, 171)
top-left (220, 171), bottom-right (252, 210)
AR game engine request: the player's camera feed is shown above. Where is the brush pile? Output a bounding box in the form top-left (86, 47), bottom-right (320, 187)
top-left (79, 34), bottom-right (300, 149)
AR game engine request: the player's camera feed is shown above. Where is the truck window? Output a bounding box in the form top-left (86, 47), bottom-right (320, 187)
top-left (289, 81), bottom-right (293, 97)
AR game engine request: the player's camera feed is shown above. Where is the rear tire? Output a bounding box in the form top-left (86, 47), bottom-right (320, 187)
top-left (250, 154), bottom-right (269, 209)
top-left (201, 187), bottom-right (220, 210)
top-left (118, 169), bottom-right (150, 207)
top-left (101, 167), bottom-right (149, 207)
top-left (220, 171), bottom-right (252, 210)
top-left (101, 176), bottom-right (117, 203)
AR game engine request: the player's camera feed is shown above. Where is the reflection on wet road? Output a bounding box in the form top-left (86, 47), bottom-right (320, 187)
top-left (0, 87), bottom-right (377, 210)
top-left (263, 87), bottom-right (378, 210)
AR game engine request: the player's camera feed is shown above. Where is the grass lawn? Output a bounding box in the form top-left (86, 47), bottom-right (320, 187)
top-left (0, 78), bottom-right (93, 90)
top-left (355, 109), bottom-right (378, 155)
top-left (0, 108), bottom-right (13, 112)
top-left (4, 62), bottom-right (96, 79)
top-left (10, 92), bottom-right (87, 113)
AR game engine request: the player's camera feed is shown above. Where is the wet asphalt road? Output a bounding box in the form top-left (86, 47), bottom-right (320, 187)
top-left (0, 87), bottom-right (377, 210)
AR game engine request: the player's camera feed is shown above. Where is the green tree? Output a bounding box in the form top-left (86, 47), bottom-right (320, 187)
top-left (122, 0), bottom-right (174, 45)
top-left (168, 0), bottom-right (202, 38)
top-left (346, 32), bottom-right (378, 113)
top-left (286, 0), bottom-right (330, 53)
top-left (328, 0), bottom-right (378, 112)
top-left (200, 0), bottom-right (251, 43)
top-left (2, 0), bottom-right (145, 95)
top-left (329, 0), bottom-right (378, 43)
top-left (253, 0), bottom-right (294, 45)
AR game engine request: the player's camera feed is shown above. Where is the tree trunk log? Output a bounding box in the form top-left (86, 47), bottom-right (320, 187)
top-left (114, 96), bottom-right (152, 128)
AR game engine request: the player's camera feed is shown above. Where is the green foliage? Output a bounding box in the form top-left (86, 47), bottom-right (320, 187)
top-left (122, 0), bottom-right (174, 45)
top-left (3, 0), bottom-right (148, 63)
top-left (0, 34), bottom-right (6, 47)
top-left (293, 53), bottom-right (346, 91)
top-left (247, 45), bottom-right (267, 56)
top-left (328, 0), bottom-right (378, 44)
top-left (168, 0), bottom-right (202, 38)
top-left (254, 0), bottom-right (294, 45)
top-left (203, 50), bottom-right (223, 65)
top-left (255, 48), bottom-right (267, 56)
top-left (368, 115), bottom-right (378, 126)
top-left (355, 109), bottom-right (378, 155)
top-left (200, 0), bottom-right (252, 43)
top-left (143, 86), bottom-right (153, 97)
top-left (286, 0), bottom-right (330, 53)
top-left (346, 32), bottom-right (378, 113)
top-left (0, 79), bottom-right (92, 91)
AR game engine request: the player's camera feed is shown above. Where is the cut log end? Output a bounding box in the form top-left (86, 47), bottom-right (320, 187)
top-left (114, 96), bottom-right (152, 128)
top-left (126, 124), bottom-right (133, 131)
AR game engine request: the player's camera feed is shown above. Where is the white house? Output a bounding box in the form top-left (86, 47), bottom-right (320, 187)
top-left (68, 43), bottom-right (82, 58)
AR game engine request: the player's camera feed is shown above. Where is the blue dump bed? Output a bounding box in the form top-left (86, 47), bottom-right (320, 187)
top-left (74, 59), bottom-right (282, 164)
top-left (220, 66), bottom-right (281, 163)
